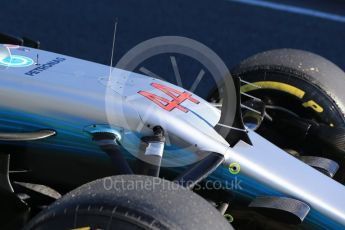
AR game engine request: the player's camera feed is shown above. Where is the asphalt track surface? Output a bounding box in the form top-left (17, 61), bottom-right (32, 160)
top-left (1, 0), bottom-right (345, 94)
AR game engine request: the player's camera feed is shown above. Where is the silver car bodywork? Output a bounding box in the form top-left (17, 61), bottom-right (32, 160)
top-left (0, 44), bottom-right (344, 229)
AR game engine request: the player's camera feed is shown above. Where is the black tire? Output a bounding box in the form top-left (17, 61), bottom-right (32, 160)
top-left (24, 175), bottom-right (233, 230)
top-left (232, 48), bottom-right (345, 182)
top-left (234, 49), bottom-right (345, 126)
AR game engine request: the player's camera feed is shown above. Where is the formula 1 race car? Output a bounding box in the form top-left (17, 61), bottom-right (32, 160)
top-left (1, 35), bottom-right (345, 230)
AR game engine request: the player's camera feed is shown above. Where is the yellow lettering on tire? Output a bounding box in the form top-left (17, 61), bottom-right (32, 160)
top-left (240, 81), bottom-right (305, 99)
top-left (71, 227), bottom-right (91, 230)
top-left (302, 100), bottom-right (324, 113)
top-left (241, 81), bottom-right (324, 113)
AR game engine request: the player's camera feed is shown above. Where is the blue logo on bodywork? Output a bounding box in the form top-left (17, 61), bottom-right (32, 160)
top-left (0, 55), bottom-right (34, 67)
